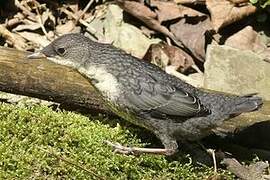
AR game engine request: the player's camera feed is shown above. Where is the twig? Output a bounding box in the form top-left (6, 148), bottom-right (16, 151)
top-left (75, 0), bottom-right (95, 24)
top-left (0, 25), bottom-right (27, 50)
top-left (228, 0), bottom-right (249, 4)
top-left (61, 7), bottom-right (105, 41)
top-left (166, 36), bottom-right (172, 46)
top-left (5, 13), bottom-right (25, 28)
top-left (191, 64), bottom-right (203, 74)
top-left (32, 0), bottom-right (51, 41)
top-left (197, 142), bottom-right (218, 173)
top-left (264, 58), bottom-right (270, 63)
top-left (207, 149), bottom-right (217, 173)
top-left (174, 0), bottom-right (205, 4)
top-left (37, 146), bottom-right (105, 180)
top-left (14, 0), bottom-right (36, 21)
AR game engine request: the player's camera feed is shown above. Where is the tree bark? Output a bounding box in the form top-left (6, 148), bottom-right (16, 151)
top-left (0, 46), bottom-right (108, 113)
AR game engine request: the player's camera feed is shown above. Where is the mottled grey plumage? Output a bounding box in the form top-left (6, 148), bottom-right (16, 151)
top-left (29, 33), bottom-right (263, 155)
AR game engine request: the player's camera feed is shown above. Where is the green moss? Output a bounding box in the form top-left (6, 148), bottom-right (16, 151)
top-left (0, 103), bottom-right (232, 179)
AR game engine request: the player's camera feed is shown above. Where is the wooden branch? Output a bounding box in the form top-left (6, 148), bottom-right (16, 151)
top-left (0, 46), bottom-right (109, 113)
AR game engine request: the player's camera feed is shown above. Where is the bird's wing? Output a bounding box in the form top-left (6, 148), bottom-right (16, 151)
top-left (124, 72), bottom-right (204, 117)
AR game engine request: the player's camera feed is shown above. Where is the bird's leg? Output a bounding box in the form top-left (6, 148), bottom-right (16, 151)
top-left (104, 134), bottom-right (178, 156)
top-left (156, 132), bottom-right (178, 156)
top-left (207, 149), bottom-right (217, 173)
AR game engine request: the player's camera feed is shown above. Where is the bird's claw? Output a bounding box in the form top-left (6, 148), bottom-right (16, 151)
top-left (104, 140), bottom-right (138, 155)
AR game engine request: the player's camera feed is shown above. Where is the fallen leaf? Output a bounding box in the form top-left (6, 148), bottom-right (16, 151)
top-left (151, 0), bottom-right (206, 22)
top-left (163, 43), bottom-right (194, 72)
top-left (151, 0), bottom-right (182, 22)
top-left (206, 0), bottom-right (257, 31)
top-left (144, 42), bottom-right (194, 72)
top-left (66, 0), bottom-right (80, 14)
top-left (41, 9), bottom-right (55, 25)
top-left (56, 20), bottom-right (76, 34)
top-left (12, 23), bottom-right (41, 31)
top-left (16, 31), bottom-right (50, 47)
top-left (115, 0), bottom-right (184, 47)
top-left (0, 25), bottom-right (28, 50)
top-left (5, 12), bottom-right (25, 28)
top-left (170, 15), bottom-right (214, 62)
top-left (150, 1), bottom-right (213, 62)
top-left (42, 9), bottom-right (56, 29)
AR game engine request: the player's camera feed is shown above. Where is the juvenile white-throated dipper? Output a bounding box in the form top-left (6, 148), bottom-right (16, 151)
top-left (28, 33), bottom-right (263, 155)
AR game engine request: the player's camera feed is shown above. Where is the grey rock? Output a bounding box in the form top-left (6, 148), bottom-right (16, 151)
top-left (204, 45), bottom-right (270, 100)
top-left (85, 4), bottom-right (160, 58)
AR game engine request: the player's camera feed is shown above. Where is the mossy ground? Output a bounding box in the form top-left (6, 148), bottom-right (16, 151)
top-left (0, 102), bottom-right (233, 179)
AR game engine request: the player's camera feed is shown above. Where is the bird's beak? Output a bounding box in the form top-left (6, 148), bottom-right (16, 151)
top-left (27, 52), bottom-right (47, 59)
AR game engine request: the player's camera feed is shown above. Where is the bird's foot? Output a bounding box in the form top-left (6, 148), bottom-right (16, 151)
top-left (104, 140), bottom-right (176, 156)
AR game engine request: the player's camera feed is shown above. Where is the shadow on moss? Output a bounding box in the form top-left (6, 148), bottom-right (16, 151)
top-left (0, 102), bottom-right (233, 179)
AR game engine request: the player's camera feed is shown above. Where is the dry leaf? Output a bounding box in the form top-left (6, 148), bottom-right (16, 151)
top-left (0, 25), bottom-right (28, 50)
top-left (148, 1), bottom-right (213, 62)
top-left (5, 12), bottom-right (25, 28)
top-left (206, 0), bottom-right (257, 31)
top-left (151, 0), bottom-right (205, 22)
top-left (12, 23), bottom-right (41, 31)
top-left (41, 9), bottom-right (56, 28)
top-left (151, 0), bottom-right (182, 22)
top-left (115, 0), bottom-right (183, 47)
top-left (115, 0), bottom-right (157, 22)
top-left (66, 0), bottom-right (80, 14)
top-left (56, 20), bottom-right (76, 34)
top-left (170, 15), bottom-right (213, 62)
top-left (144, 42), bottom-right (194, 72)
top-left (163, 43), bottom-right (194, 72)
top-left (17, 31), bottom-right (50, 47)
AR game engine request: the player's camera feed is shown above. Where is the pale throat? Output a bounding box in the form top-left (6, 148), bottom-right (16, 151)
top-left (48, 56), bottom-right (121, 101)
top-left (78, 65), bottom-right (121, 101)
top-left (47, 56), bottom-right (81, 68)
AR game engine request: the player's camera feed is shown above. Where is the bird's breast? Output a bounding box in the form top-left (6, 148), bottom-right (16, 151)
top-left (78, 65), bottom-right (121, 102)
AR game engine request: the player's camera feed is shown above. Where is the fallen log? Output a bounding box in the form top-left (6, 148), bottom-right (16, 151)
top-left (0, 46), bottom-right (108, 113)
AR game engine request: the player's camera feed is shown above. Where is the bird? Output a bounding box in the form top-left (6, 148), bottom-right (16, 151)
top-left (28, 33), bottom-right (263, 155)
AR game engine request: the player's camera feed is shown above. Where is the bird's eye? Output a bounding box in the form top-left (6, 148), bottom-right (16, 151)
top-left (56, 47), bottom-right (66, 55)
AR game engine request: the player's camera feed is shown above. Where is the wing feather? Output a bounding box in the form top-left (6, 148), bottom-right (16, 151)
top-left (125, 74), bottom-right (204, 117)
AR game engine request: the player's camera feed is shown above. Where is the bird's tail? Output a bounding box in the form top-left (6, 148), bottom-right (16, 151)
top-left (229, 94), bottom-right (263, 115)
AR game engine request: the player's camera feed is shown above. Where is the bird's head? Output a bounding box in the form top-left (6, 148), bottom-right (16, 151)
top-left (28, 33), bottom-right (92, 69)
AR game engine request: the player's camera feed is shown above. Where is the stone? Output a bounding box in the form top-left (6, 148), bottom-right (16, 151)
top-left (85, 4), bottom-right (160, 58)
top-left (204, 45), bottom-right (270, 101)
